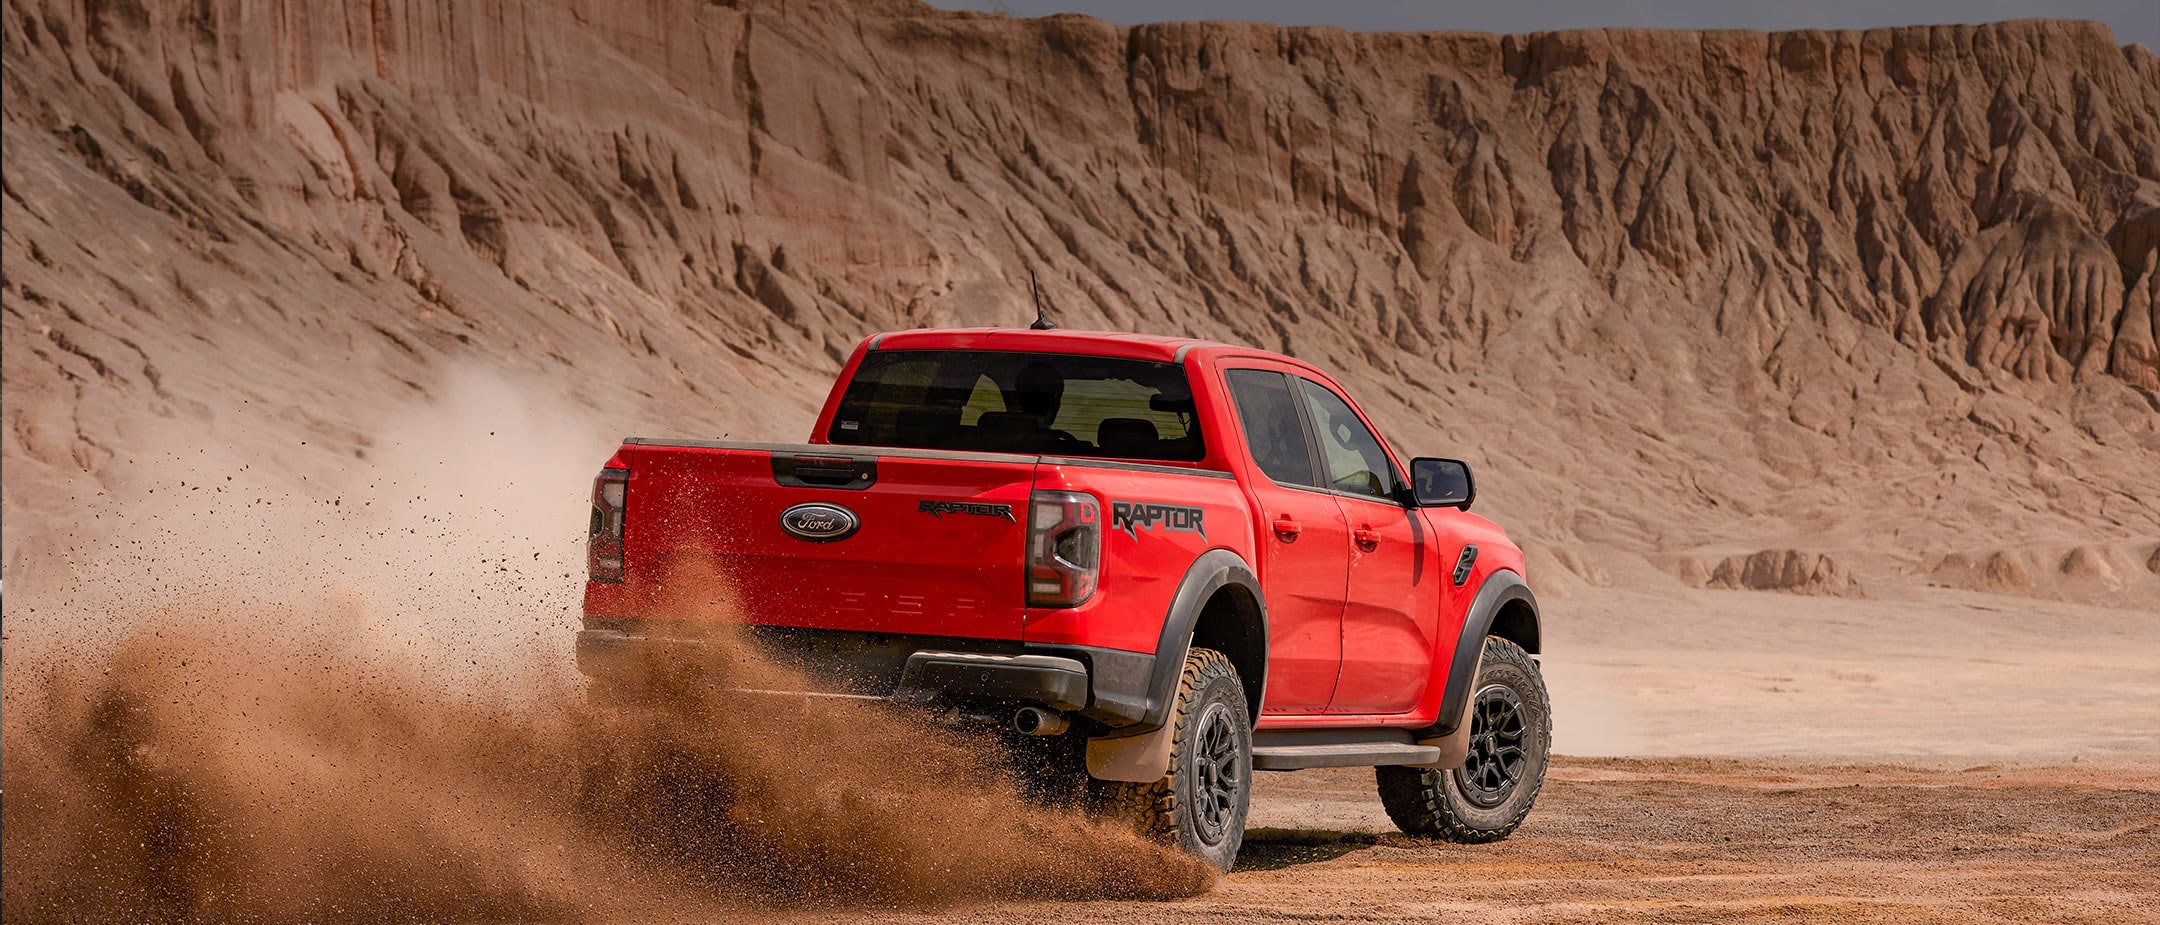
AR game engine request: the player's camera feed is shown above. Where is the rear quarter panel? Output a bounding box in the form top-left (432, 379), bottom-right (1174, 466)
top-left (1023, 464), bottom-right (1255, 655)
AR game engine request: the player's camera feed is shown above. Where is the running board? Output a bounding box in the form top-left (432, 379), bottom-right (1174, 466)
top-left (1249, 729), bottom-right (1443, 770)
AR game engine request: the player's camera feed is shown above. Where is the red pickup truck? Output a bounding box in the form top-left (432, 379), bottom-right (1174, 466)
top-left (578, 328), bottom-right (1546, 870)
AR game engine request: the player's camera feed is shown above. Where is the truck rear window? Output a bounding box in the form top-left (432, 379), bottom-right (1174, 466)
top-left (827, 350), bottom-right (1205, 461)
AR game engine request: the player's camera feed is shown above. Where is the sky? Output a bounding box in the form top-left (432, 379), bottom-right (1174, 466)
top-left (926, 0), bottom-right (2160, 52)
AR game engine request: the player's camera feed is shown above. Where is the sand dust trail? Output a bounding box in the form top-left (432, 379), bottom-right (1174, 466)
top-left (0, 373), bottom-right (1213, 922)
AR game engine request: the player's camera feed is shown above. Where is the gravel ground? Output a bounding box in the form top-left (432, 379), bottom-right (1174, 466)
top-left (812, 757), bottom-right (2160, 924)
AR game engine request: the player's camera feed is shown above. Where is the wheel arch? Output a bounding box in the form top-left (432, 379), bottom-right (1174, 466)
top-left (1189, 581), bottom-right (1265, 724)
top-left (1145, 548), bottom-right (1266, 727)
top-left (1488, 596), bottom-right (1540, 655)
top-left (1430, 569), bottom-right (1539, 737)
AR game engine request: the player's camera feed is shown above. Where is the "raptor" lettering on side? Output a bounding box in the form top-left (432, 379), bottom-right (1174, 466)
top-left (1110, 500), bottom-right (1205, 540)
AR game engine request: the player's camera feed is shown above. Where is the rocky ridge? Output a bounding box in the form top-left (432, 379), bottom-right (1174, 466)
top-left (3, 0), bottom-right (2156, 602)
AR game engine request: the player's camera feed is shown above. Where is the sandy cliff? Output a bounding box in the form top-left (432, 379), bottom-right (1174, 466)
top-left (4, 0), bottom-right (2157, 600)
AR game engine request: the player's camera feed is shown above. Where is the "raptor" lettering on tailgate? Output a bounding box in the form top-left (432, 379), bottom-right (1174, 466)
top-left (918, 499), bottom-right (1017, 521)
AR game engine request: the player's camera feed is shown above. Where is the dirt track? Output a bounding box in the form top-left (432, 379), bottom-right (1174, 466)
top-left (822, 758), bottom-right (2160, 924)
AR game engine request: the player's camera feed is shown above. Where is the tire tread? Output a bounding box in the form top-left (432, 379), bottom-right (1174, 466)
top-left (1090, 647), bottom-right (1245, 867)
top-left (1376, 637), bottom-right (1548, 844)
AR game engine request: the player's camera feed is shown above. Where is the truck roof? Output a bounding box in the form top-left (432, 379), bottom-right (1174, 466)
top-left (865, 327), bottom-right (1262, 365)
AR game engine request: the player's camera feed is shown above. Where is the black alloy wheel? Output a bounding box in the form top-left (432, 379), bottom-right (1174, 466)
top-left (1190, 700), bottom-right (1245, 844)
top-left (1087, 647), bottom-right (1252, 871)
top-left (1456, 683), bottom-right (1530, 807)
top-left (1374, 636), bottom-right (1550, 843)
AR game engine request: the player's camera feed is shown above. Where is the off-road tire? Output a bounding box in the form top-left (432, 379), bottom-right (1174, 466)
top-left (1088, 647), bottom-right (1251, 871)
top-left (1376, 636), bottom-right (1549, 843)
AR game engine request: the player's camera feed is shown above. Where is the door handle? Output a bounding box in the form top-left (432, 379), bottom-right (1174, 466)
top-left (1272, 517), bottom-right (1303, 540)
top-left (1353, 527), bottom-right (1381, 551)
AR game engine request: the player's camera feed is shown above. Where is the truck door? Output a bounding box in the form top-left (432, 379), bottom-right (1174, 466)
top-left (1289, 376), bottom-right (1443, 716)
top-left (1220, 366), bottom-right (1351, 714)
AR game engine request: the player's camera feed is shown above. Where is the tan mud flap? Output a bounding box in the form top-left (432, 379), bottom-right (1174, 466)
top-left (1086, 721), bottom-right (1179, 782)
top-left (1409, 648), bottom-right (1483, 769)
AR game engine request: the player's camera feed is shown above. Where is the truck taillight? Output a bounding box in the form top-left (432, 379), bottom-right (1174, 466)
top-left (588, 467), bottom-right (628, 583)
top-left (1027, 490), bottom-right (1099, 608)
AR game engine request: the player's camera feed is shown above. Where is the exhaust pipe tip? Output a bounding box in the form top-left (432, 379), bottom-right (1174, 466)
top-left (1013, 706), bottom-right (1070, 736)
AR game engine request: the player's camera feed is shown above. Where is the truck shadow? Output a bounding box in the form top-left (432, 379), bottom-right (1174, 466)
top-left (1233, 828), bottom-right (1384, 871)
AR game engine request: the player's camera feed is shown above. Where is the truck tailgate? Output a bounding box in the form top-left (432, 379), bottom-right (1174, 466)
top-left (610, 441), bottom-right (1034, 640)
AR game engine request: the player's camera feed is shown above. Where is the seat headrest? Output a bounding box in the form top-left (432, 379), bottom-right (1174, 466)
top-left (1149, 393), bottom-right (1195, 414)
top-left (1097, 417), bottom-right (1160, 457)
top-left (896, 408), bottom-right (959, 443)
top-left (970, 411), bottom-right (1051, 452)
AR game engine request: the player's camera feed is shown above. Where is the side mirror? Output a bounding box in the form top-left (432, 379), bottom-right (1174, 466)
top-left (1409, 457), bottom-right (1475, 509)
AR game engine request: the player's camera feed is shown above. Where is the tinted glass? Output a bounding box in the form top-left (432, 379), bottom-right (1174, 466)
top-left (1296, 378), bottom-right (1399, 500)
top-left (828, 350), bottom-right (1204, 460)
top-left (1224, 368), bottom-right (1316, 486)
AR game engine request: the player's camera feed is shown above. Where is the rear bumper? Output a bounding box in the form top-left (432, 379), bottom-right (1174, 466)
top-left (890, 651), bottom-right (1088, 712)
top-left (575, 626), bottom-right (1096, 715)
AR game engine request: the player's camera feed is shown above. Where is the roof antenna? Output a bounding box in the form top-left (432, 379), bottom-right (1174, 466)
top-left (1028, 268), bottom-right (1056, 330)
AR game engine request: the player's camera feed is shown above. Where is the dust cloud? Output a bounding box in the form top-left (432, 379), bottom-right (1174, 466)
top-left (0, 370), bottom-right (1215, 921)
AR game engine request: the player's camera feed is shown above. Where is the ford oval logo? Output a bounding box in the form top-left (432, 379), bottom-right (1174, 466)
top-left (779, 502), bottom-right (859, 542)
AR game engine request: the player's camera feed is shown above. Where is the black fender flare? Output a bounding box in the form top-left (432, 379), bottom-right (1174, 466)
top-left (1430, 569), bottom-right (1539, 737)
top-left (1137, 548), bottom-right (1265, 729)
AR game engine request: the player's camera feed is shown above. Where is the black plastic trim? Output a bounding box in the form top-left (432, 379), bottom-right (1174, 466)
top-left (1026, 643), bottom-right (1156, 725)
top-left (1262, 477), bottom-right (1415, 507)
top-left (624, 438), bottom-right (1233, 480)
top-left (1137, 549), bottom-right (1266, 729)
top-left (1284, 373), bottom-right (1332, 493)
top-left (627, 437), bottom-right (1037, 463)
top-left (1249, 728), bottom-right (1440, 770)
top-left (575, 625), bottom-right (1090, 711)
top-left (771, 452), bottom-right (879, 490)
top-left (1037, 456), bottom-right (1235, 479)
top-left (1429, 569), bottom-right (1538, 737)
top-left (893, 652), bottom-right (1090, 712)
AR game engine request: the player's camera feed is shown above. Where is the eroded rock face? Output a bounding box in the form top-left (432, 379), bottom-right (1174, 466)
top-left (1706, 550), bottom-right (1860, 596)
top-left (1920, 544), bottom-right (2151, 600)
top-left (3, 1), bottom-right (2157, 590)
top-left (1982, 552), bottom-right (2036, 592)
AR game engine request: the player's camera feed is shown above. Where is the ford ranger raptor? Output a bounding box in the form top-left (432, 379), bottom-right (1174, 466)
top-left (577, 328), bottom-right (1548, 870)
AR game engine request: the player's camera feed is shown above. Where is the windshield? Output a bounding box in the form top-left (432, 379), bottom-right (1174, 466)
top-left (827, 350), bottom-right (1205, 461)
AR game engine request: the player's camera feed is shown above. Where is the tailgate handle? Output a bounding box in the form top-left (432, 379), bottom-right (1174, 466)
top-left (772, 453), bottom-right (878, 490)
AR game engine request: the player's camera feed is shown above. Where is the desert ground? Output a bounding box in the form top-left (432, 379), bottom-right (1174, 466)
top-left (869, 586), bottom-right (2160, 923)
top-left (4, 0), bottom-right (2158, 921)
top-left (824, 760), bottom-right (2160, 924)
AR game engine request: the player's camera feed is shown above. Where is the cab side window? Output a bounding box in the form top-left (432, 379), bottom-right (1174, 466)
top-left (1295, 378), bottom-right (1399, 501)
top-left (1224, 368), bottom-right (1317, 487)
